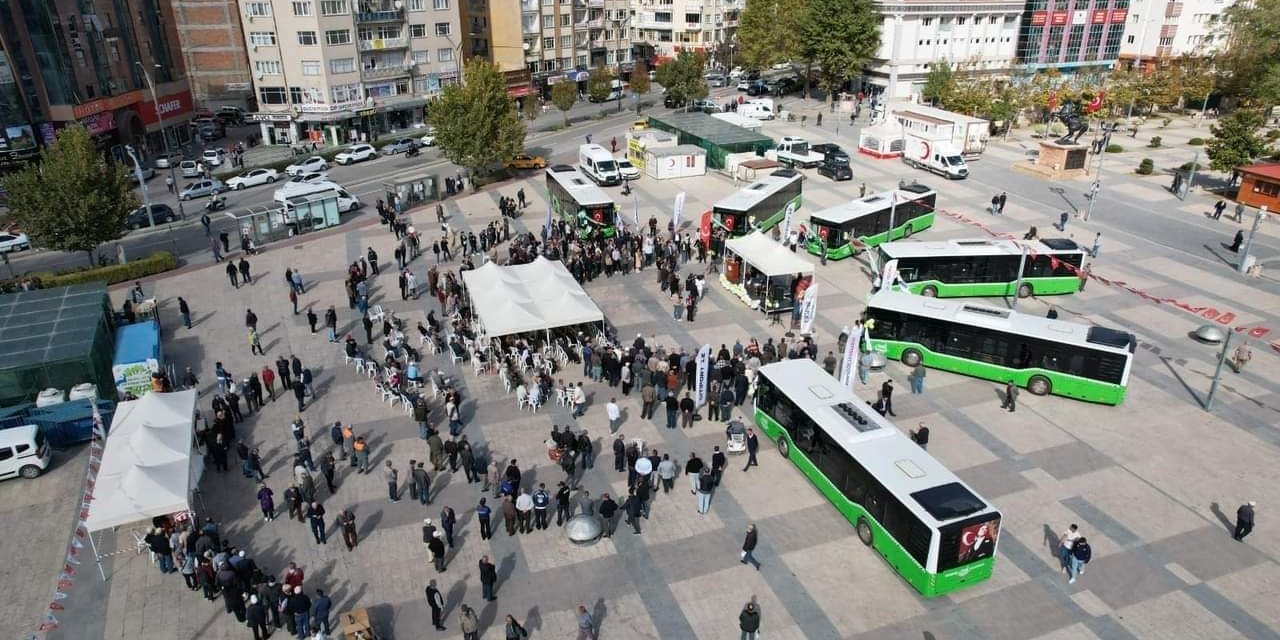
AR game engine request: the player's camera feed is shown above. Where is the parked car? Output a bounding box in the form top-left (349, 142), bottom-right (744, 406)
top-left (505, 153), bottom-right (547, 170)
top-left (289, 171), bottom-right (330, 184)
top-left (663, 92), bottom-right (686, 109)
top-left (285, 156), bottom-right (327, 176)
top-left (198, 124), bottom-right (225, 141)
top-left (728, 66), bottom-right (744, 80)
top-left (334, 143), bottom-right (376, 165)
top-left (126, 204), bottom-right (177, 229)
top-left (180, 160), bottom-right (200, 178)
top-left (617, 158), bottom-right (640, 181)
top-left (381, 138), bottom-right (420, 155)
top-left (153, 152), bottom-right (182, 169)
top-left (688, 99), bottom-right (722, 114)
top-left (746, 80), bottom-right (769, 96)
top-left (420, 130), bottom-right (437, 147)
top-left (179, 179), bottom-right (225, 200)
top-left (736, 79), bottom-right (752, 91)
top-left (129, 165), bottom-right (157, 184)
top-left (0, 232), bottom-right (31, 253)
top-left (705, 73), bottom-right (727, 88)
top-left (225, 168), bottom-right (279, 190)
top-left (201, 148), bottom-right (225, 167)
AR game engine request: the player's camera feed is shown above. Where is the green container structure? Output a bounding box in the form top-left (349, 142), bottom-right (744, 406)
top-left (644, 112), bottom-right (773, 170)
top-left (0, 284), bottom-right (116, 406)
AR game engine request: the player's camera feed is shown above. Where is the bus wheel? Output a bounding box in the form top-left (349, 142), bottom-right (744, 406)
top-left (777, 437), bottom-right (790, 458)
top-left (902, 349), bottom-right (922, 367)
top-left (856, 518), bottom-right (874, 546)
top-left (903, 225), bottom-right (914, 238)
top-left (1017, 283), bottom-right (1033, 298)
top-left (921, 285), bottom-right (938, 297)
top-left (1028, 375), bottom-right (1052, 396)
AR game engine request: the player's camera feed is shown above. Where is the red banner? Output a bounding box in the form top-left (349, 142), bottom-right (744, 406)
top-left (699, 210), bottom-right (713, 246)
top-left (1109, 9), bottom-right (1127, 22)
top-left (138, 90), bottom-right (193, 126)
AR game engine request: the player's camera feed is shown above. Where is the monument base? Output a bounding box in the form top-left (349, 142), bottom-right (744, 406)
top-left (1017, 140), bottom-right (1088, 180)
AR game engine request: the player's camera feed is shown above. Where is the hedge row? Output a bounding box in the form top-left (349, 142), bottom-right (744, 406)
top-left (23, 251), bottom-right (178, 288)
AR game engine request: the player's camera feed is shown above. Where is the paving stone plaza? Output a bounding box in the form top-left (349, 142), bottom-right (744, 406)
top-left (5, 118), bottom-right (1280, 640)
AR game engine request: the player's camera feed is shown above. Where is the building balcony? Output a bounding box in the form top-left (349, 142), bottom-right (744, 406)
top-left (523, 21), bottom-right (540, 34)
top-left (362, 64), bottom-right (410, 79)
top-left (635, 18), bottom-right (673, 29)
top-left (358, 37), bottom-right (408, 51)
top-left (521, 0), bottom-right (538, 10)
top-left (355, 8), bottom-right (404, 23)
top-left (588, 0), bottom-right (604, 6)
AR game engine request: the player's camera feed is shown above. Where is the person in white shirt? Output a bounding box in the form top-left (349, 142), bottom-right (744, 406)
top-left (606, 398), bottom-right (621, 433)
top-left (571, 384), bottom-right (588, 417)
top-left (1058, 524), bottom-right (1080, 573)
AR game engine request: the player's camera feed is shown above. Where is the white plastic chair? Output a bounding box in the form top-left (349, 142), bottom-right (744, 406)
top-left (368, 304), bottom-right (386, 323)
top-left (398, 393), bottom-right (414, 413)
top-left (555, 388), bottom-right (569, 407)
top-left (515, 385), bottom-right (530, 410)
top-left (381, 384), bottom-right (397, 404)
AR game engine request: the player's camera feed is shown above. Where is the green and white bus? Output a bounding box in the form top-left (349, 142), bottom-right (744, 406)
top-left (864, 290), bottom-right (1135, 405)
top-left (546, 164), bottom-right (617, 239)
top-left (753, 358), bottom-right (1002, 597)
top-left (805, 182), bottom-right (937, 261)
top-left (712, 169), bottom-right (803, 236)
top-left (877, 237), bottom-right (1086, 298)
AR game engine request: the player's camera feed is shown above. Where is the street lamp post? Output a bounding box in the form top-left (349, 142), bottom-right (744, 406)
top-left (1238, 205), bottom-right (1269, 275)
top-left (1085, 123), bottom-right (1114, 222)
top-left (124, 145), bottom-right (155, 228)
top-left (1011, 242), bottom-right (1028, 311)
top-left (1205, 330), bottom-right (1233, 411)
top-left (136, 62), bottom-right (185, 221)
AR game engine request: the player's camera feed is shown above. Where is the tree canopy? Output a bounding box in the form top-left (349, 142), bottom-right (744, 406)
top-left (0, 125), bottom-right (137, 265)
top-left (798, 0), bottom-right (880, 101)
top-left (629, 59), bottom-right (651, 114)
top-left (432, 59), bottom-right (526, 174)
top-left (736, 0), bottom-right (804, 70)
top-left (1215, 0), bottom-right (1280, 103)
top-left (921, 62), bottom-right (954, 107)
top-left (550, 81), bottom-right (578, 126)
top-left (654, 51), bottom-right (709, 105)
top-left (1206, 109), bottom-right (1271, 173)
top-left (588, 65), bottom-right (613, 103)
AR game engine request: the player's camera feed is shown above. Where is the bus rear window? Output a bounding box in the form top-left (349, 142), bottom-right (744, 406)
top-left (911, 482), bottom-right (986, 520)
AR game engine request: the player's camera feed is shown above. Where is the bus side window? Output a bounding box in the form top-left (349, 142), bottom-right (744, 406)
top-left (755, 380), bottom-right (776, 414)
top-left (842, 458), bottom-right (874, 506)
top-left (883, 494), bottom-right (930, 567)
top-left (1016, 343), bottom-right (1033, 369)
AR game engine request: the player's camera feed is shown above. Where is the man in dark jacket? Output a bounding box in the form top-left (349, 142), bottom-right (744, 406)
top-left (741, 524), bottom-right (760, 569)
top-left (613, 435), bottom-right (626, 472)
top-left (711, 446), bottom-right (726, 487)
top-left (246, 595), bottom-right (270, 640)
top-left (425, 579), bottom-right (446, 630)
top-left (739, 602), bottom-right (761, 639)
top-left (623, 487), bottom-right (643, 534)
top-left (742, 428), bottom-right (760, 471)
top-left (285, 585), bottom-right (312, 638)
top-left (478, 554), bottom-right (498, 601)
top-left (599, 493), bottom-right (619, 537)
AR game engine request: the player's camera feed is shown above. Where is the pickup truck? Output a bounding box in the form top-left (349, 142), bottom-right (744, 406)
top-left (765, 136), bottom-right (825, 169)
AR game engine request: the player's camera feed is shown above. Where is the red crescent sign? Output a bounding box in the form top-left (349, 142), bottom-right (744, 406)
top-left (962, 530), bottom-right (975, 546)
top-left (919, 141), bottom-right (931, 160)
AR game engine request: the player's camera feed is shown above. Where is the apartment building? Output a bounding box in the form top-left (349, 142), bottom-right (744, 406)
top-left (0, 0), bottom-right (193, 168)
top-left (518, 0), bottom-right (633, 99)
top-left (1117, 0), bottom-right (1231, 69)
top-left (1015, 0), bottom-right (1131, 74)
top-left (630, 0), bottom-right (740, 63)
top-left (460, 0), bottom-right (536, 98)
top-left (172, 0), bottom-right (255, 110)
top-left (866, 0), bottom-right (1025, 101)
top-left (241, 0), bottom-right (462, 146)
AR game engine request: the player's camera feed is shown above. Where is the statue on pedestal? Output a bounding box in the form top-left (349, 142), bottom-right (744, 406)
top-left (1052, 101), bottom-right (1089, 146)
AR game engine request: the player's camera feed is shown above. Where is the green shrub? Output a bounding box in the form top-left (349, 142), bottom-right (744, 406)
top-left (1161, 117), bottom-right (1172, 128)
top-left (1188, 137), bottom-right (1205, 145)
top-left (1147, 136), bottom-right (1162, 148)
top-left (1180, 161), bottom-right (1204, 172)
top-left (1105, 144), bottom-right (1124, 153)
top-left (28, 251), bottom-right (178, 288)
top-left (1137, 158), bottom-right (1155, 175)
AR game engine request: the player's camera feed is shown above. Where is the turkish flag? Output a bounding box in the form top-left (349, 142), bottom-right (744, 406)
top-left (1047, 91), bottom-right (1059, 112)
top-left (1086, 91), bottom-right (1104, 113)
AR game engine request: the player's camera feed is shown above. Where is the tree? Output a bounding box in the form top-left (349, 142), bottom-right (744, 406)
top-left (551, 81), bottom-right (578, 127)
top-left (921, 61), bottom-right (955, 107)
top-left (798, 0), bottom-right (880, 105)
top-left (736, 0), bottom-right (803, 71)
top-left (0, 125), bottom-right (136, 266)
top-left (1171, 54), bottom-right (1215, 108)
top-left (629, 59), bottom-right (651, 114)
top-left (521, 95), bottom-right (540, 121)
top-left (1206, 109), bottom-right (1270, 173)
top-left (1215, 0), bottom-right (1280, 103)
top-left (432, 58), bottom-right (527, 175)
top-left (654, 51), bottom-right (709, 106)
top-left (588, 65), bottom-right (613, 103)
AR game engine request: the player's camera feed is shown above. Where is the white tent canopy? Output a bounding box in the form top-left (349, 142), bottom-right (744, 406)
top-left (86, 389), bottom-right (201, 533)
top-left (462, 257), bottom-right (605, 338)
top-left (725, 232), bottom-right (815, 277)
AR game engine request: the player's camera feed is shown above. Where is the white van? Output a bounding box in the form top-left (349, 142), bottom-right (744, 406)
top-left (274, 180), bottom-right (361, 212)
top-left (0, 425), bottom-right (52, 481)
top-left (578, 144), bottom-right (622, 186)
top-left (739, 101), bottom-right (775, 121)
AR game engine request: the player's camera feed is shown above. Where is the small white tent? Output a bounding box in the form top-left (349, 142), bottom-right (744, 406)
top-left (463, 257), bottom-right (605, 338)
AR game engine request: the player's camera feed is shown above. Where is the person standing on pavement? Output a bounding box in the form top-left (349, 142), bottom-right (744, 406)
top-left (880, 380), bottom-right (897, 416)
top-left (1000, 380), bottom-right (1018, 412)
top-left (711, 446), bottom-right (726, 487)
top-left (1057, 211), bottom-right (1069, 231)
top-left (657, 454), bottom-right (677, 493)
top-left (477, 497), bottom-right (493, 539)
top-left (1068, 536), bottom-right (1091, 584)
top-left (178, 297), bottom-right (192, 329)
top-left (1058, 524), bottom-right (1080, 574)
top-left (606, 398), bottom-right (621, 433)
top-left (741, 524), bottom-right (760, 570)
top-left (739, 601), bottom-right (761, 640)
top-left (479, 554), bottom-right (498, 601)
top-left (623, 486), bottom-right (643, 534)
top-left (742, 429), bottom-right (760, 471)
top-left (599, 493), bottom-right (619, 537)
top-left (697, 468), bottom-right (714, 514)
top-left (575, 604), bottom-right (598, 640)
top-left (311, 589), bottom-right (332, 635)
top-left (686, 452), bottom-right (704, 494)
top-left (337, 508), bottom-right (358, 550)
top-left (307, 502), bottom-right (327, 544)
top-left (425, 579), bottom-right (446, 630)
top-left (324, 306), bottom-right (338, 343)
top-left (909, 363), bottom-right (926, 394)
top-left (428, 530), bottom-right (447, 572)
top-left (1234, 501), bottom-right (1256, 541)
top-left (384, 460), bottom-right (399, 502)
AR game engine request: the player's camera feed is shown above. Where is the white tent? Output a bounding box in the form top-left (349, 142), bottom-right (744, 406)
top-left (462, 257), bottom-right (605, 338)
top-left (725, 232), bottom-right (815, 277)
top-left (87, 390), bottom-right (201, 533)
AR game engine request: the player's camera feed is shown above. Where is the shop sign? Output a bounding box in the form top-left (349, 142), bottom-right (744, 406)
top-left (249, 112), bottom-right (294, 122)
top-left (79, 112), bottom-right (117, 136)
top-left (225, 82), bottom-right (251, 91)
top-left (355, 107), bottom-right (377, 117)
top-left (138, 90), bottom-right (193, 125)
top-left (72, 90), bottom-right (144, 120)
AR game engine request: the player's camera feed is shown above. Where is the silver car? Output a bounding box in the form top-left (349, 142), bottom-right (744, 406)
top-left (179, 179), bottom-right (225, 200)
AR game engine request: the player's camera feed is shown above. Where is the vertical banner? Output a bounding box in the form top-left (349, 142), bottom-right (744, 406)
top-left (673, 192), bottom-right (686, 231)
top-left (798, 283), bottom-right (819, 334)
top-left (781, 200), bottom-right (798, 242)
top-left (633, 194), bottom-right (640, 226)
top-left (879, 259), bottom-right (901, 292)
top-left (543, 198), bottom-right (553, 239)
top-left (699, 210), bottom-right (713, 247)
top-left (839, 324), bottom-right (860, 387)
top-left (694, 344), bottom-right (711, 407)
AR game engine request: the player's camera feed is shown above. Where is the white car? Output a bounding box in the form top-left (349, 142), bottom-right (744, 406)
top-left (335, 144), bottom-right (376, 165)
top-left (201, 148), bottom-right (225, 167)
top-left (728, 66), bottom-right (744, 80)
top-left (225, 168), bottom-right (279, 190)
top-left (617, 158), bottom-right (640, 181)
top-left (736, 79), bottom-right (752, 91)
top-left (0, 232), bottom-right (31, 253)
top-left (289, 171), bottom-right (330, 184)
top-left (420, 131), bottom-right (437, 147)
top-left (285, 156), bottom-right (327, 176)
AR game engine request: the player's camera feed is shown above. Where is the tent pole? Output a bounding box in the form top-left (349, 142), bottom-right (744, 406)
top-left (90, 530), bottom-right (107, 582)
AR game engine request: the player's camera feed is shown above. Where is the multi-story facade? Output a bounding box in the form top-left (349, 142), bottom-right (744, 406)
top-left (1015, 0), bottom-right (1130, 74)
top-left (629, 0), bottom-right (740, 64)
top-left (0, 0), bottom-right (194, 168)
top-left (461, 0), bottom-right (536, 99)
top-left (867, 0), bottom-right (1025, 101)
top-left (519, 0), bottom-right (633, 99)
top-left (172, 0), bottom-right (255, 110)
top-left (1117, 0), bottom-right (1230, 70)
top-left (241, 0), bottom-right (462, 146)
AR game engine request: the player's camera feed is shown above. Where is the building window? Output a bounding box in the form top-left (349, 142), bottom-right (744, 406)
top-left (685, 13), bottom-right (699, 22)
top-left (330, 57), bottom-right (355, 73)
top-left (433, 0), bottom-right (449, 9)
top-left (560, 35), bottom-right (571, 48)
top-left (297, 31), bottom-right (318, 45)
top-left (1255, 180), bottom-right (1280, 197)
top-left (543, 15), bottom-right (553, 27)
top-left (1158, 37), bottom-right (1173, 46)
top-left (411, 24), bottom-right (427, 37)
top-left (331, 83), bottom-right (361, 102)
top-left (301, 60), bottom-right (322, 75)
top-left (320, 0), bottom-right (346, 15)
top-left (561, 14), bottom-right (571, 26)
top-left (292, 1), bottom-right (312, 15)
top-left (255, 60), bottom-right (282, 74)
top-left (438, 48), bottom-right (454, 61)
top-left (576, 54), bottom-right (587, 66)
top-left (435, 22), bottom-right (451, 35)
top-left (326, 29), bottom-right (351, 45)
top-left (408, 0), bottom-right (424, 10)
top-left (922, 17), bottom-right (932, 26)
top-left (543, 36), bottom-right (554, 48)
top-left (245, 2), bottom-right (272, 16)
top-left (259, 86), bottom-right (288, 104)
top-left (412, 50), bottom-right (430, 63)
top-left (955, 17), bottom-right (966, 25)
top-left (249, 31), bottom-right (277, 46)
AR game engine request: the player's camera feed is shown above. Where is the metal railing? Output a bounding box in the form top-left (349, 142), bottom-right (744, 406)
top-left (358, 36), bottom-right (408, 51)
top-left (355, 7), bottom-right (404, 22)
top-left (361, 64), bottom-right (410, 79)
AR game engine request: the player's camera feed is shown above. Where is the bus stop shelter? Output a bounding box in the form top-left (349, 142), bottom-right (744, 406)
top-left (721, 232), bottom-right (815, 314)
top-left (645, 112), bottom-right (773, 170)
top-left (384, 175), bottom-right (440, 215)
top-left (0, 284), bottom-right (115, 405)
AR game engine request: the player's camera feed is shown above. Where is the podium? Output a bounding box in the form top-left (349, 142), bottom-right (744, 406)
top-left (1031, 140), bottom-right (1088, 179)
